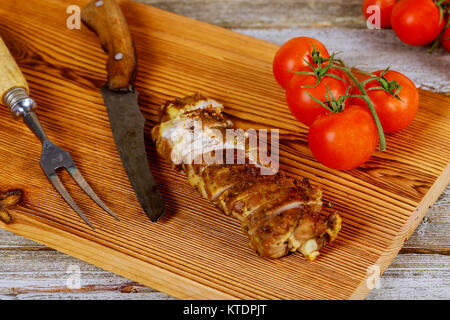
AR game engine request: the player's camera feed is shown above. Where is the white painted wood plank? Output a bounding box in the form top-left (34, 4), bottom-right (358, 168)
top-left (0, 229), bottom-right (47, 249)
top-left (0, 291), bottom-right (175, 300)
top-left (0, 249), bottom-right (172, 299)
top-left (402, 186), bottom-right (449, 253)
top-left (1, 249), bottom-right (448, 300)
top-left (366, 254), bottom-right (450, 300)
top-left (140, 0), bottom-right (365, 28)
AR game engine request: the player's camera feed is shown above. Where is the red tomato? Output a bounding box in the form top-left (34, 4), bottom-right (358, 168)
top-left (286, 68), bottom-right (351, 127)
top-left (273, 37), bottom-right (329, 89)
top-left (363, 0), bottom-right (396, 29)
top-left (441, 27), bottom-right (450, 52)
top-left (391, 0), bottom-right (445, 46)
top-left (352, 70), bottom-right (419, 133)
top-left (308, 105), bottom-right (378, 171)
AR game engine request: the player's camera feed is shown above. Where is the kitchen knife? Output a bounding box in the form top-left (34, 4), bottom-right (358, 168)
top-left (81, 0), bottom-right (165, 221)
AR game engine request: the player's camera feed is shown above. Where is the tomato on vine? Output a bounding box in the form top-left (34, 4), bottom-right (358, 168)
top-left (271, 36), bottom-right (426, 171)
top-left (391, 0), bottom-right (446, 46)
top-left (308, 105), bottom-right (378, 171)
top-left (286, 69), bottom-right (350, 127)
top-left (285, 53), bottom-right (352, 127)
top-left (351, 69), bottom-right (419, 133)
top-left (273, 37), bottom-right (329, 89)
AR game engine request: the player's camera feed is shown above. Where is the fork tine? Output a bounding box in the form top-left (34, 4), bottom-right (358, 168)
top-left (47, 173), bottom-right (96, 230)
top-left (67, 165), bottom-right (120, 221)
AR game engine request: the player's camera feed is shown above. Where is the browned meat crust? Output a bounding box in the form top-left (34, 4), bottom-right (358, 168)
top-left (151, 93), bottom-right (341, 260)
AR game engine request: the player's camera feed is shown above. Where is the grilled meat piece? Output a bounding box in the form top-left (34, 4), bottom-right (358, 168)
top-left (151, 93), bottom-right (341, 260)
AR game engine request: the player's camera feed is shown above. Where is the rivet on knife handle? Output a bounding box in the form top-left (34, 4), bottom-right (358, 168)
top-left (82, 0), bottom-right (166, 222)
top-left (81, 0), bottom-right (137, 91)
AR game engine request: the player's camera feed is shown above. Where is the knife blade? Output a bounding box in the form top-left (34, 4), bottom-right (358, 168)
top-left (81, 0), bottom-right (165, 221)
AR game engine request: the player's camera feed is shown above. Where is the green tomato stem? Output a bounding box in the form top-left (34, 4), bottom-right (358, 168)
top-left (333, 65), bottom-right (387, 152)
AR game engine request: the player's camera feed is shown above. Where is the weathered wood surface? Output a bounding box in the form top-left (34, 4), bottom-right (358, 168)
top-left (1, 242), bottom-right (448, 300)
top-left (1, 185), bottom-right (448, 300)
top-left (399, 187), bottom-right (449, 255)
top-left (0, 0), bottom-right (449, 300)
top-left (143, 0), bottom-right (367, 28)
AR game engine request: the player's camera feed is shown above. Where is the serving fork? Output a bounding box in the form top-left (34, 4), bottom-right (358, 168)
top-left (0, 36), bottom-right (119, 230)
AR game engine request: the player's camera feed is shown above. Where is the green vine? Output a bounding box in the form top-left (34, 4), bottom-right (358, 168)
top-left (291, 50), bottom-right (400, 152)
top-left (430, 0), bottom-right (449, 53)
top-left (332, 63), bottom-right (387, 151)
top-left (430, 18), bottom-right (450, 53)
top-left (292, 51), bottom-right (347, 88)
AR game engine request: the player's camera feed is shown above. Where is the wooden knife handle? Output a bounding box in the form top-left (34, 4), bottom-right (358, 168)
top-left (0, 37), bottom-right (29, 106)
top-left (81, 0), bottom-right (137, 91)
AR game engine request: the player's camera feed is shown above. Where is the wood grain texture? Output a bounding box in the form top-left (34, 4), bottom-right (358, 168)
top-left (0, 0), bottom-right (449, 300)
top-left (6, 189), bottom-right (446, 252)
top-left (0, 190), bottom-right (23, 224)
top-left (0, 37), bottom-right (29, 102)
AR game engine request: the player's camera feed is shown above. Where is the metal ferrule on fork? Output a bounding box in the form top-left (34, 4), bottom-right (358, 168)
top-left (3, 87), bottom-right (36, 118)
top-left (4, 87), bottom-right (48, 143)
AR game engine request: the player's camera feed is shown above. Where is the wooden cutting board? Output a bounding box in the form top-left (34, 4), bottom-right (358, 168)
top-left (0, 0), bottom-right (449, 300)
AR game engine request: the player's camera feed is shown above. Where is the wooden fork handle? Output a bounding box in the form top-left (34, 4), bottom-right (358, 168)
top-left (81, 0), bottom-right (137, 91)
top-left (0, 36), bottom-right (29, 107)
top-left (0, 36), bottom-right (37, 119)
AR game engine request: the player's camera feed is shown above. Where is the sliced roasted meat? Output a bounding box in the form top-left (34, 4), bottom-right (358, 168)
top-left (151, 93), bottom-right (341, 260)
top-left (218, 173), bottom-right (287, 220)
